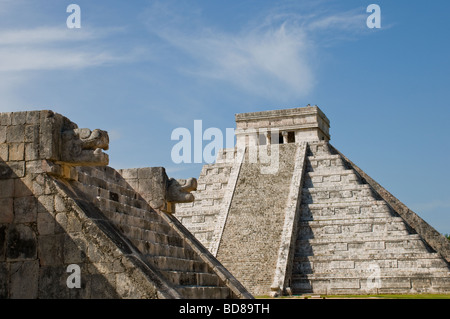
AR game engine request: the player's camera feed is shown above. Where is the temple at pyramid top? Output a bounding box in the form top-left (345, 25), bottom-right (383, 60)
top-left (177, 105), bottom-right (450, 297)
top-left (235, 105), bottom-right (331, 147)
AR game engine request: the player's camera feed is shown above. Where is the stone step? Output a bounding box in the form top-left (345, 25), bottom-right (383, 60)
top-left (176, 286), bottom-right (232, 299)
top-left (304, 170), bottom-right (361, 188)
top-left (147, 256), bottom-right (210, 273)
top-left (306, 156), bottom-right (347, 172)
top-left (77, 172), bottom-right (142, 203)
top-left (176, 207), bottom-right (220, 218)
top-left (132, 240), bottom-right (198, 260)
top-left (200, 164), bottom-right (234, 177)
top-left (108, 214), bottom-right (187, 249)
top-left (306, 142), bottom-right (334, 157)
top-left (307, 154), bottom-right (344, 162)
top-left (297, 226), bottom-right (410, 240)
top-left (94, 193), bottom-right (160, 222)
top-left (293, 255), bottom-right (450, 275)
top-left (102, 209), bottom-right (168, 234)
top-left (297, 233), bottom-right (423, 244)
top-left (299, 216), bottom-right (405, 226)
top-left (302, 200), bottom-right (390, 209)
top-left (303, 183), bottom-right (374, 192)
top-left (301, 184), bottom-right (379, 204)
top-left (192, 190), bottom-right (226, 200)
top-left (292, 268), bottom-right (450, 280)
top-left (141, 229), bottom-right (186, 248)
top-left (296, 242), bottom-right (430, 257)
top-left (102, 208), bottom-right (179, 239)
top-left (294, 252), bottom-right (443, 263)
top-left (295, 235), bottom-right (432, 256)
top-left (297, 217), bottom-right (409, 238)
top-left (197, 173), bottom-right (232, 184)
top-left (176, 219), bottom-right (216, 233)
top-left (161, 270), bottom-right (221, 287)
top-left (79, 167), bottom-right (130, 188)
top-left (99, 196), bottom-right (166, 224)
top-left (300, 201), bottom-right (396, 220)
top-left (306, 169), bottom-right (357, 178)
top-left (192, 199), bottom-right (221, 208)
top-left (291, 275), bottom-right (450, 294)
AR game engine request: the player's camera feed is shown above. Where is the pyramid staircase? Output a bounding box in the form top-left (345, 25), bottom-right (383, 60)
top-left (292, 141), bottom-right (450, 294)
top-left (56, 166), bottom-right (252, 299)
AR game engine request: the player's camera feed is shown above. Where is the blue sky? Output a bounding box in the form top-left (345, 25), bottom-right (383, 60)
top-left (0, 0), bottom-right (449, 234)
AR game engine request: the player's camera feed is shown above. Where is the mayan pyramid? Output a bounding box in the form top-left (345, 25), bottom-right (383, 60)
top-left (0, 110), bottom-right (252, 299)
top-left (177, 105), bottom-right (450, 296)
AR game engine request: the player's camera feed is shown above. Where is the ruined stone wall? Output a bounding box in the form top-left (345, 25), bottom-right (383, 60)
top-left (0, 111), bottom-right (59, 298)
top-left (0, 111), bottom-right (160, 298)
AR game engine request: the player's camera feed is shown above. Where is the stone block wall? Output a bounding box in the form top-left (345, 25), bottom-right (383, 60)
top-left (0, 110), bottom-right (252, 299)
top-left (118, 167), bottom-right (169, 212)
top-left (0, 111), bottom-right (54, 298)
top-left (0, 111), bottom-right (162, 298)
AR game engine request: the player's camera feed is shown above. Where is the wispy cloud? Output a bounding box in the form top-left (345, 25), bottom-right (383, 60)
top-left (0, 23), bottom-right (145, 111)
top-left (306, 10), bottom-right (366, 32)
top-left (142, 1), bottom-right (371, 100)
top-left (0, 26), bottom-right (96, 45)
top-left (0, 26), bottom-right (134, 72)
top-left (172, 22), bottom-right (314, 99)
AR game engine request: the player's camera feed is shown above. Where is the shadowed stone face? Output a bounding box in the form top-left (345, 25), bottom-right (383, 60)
top-left (61, 128), bottom-right (109, 166)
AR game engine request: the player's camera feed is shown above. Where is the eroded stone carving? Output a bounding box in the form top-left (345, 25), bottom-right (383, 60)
top-left (61, 128), bottom-right (109, 166)
top-left (167, 178), bottom-right (198, 203)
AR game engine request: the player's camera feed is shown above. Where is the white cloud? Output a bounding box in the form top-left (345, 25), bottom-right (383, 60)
top-left (171, 23), bottom-right (314, 98)
top-left (0, 26), bottom-right (137, 72)
top-left (142, 2), bottom-right (369, 100)
top-left (306, 10), bottom-right (366, 31)
top-left (0, 48), bottom-right (118, 72)
top-left (0, 24), bottom-right (141, 111)
top-left (0, 27), bottom-right (94, 45)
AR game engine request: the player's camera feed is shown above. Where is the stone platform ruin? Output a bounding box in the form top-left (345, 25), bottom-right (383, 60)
top-left (0, 110), bottom-right (252, 299)
top-left (177, 105), bottom-right (450, 296)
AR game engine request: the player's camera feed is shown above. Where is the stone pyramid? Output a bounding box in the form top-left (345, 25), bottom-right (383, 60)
top-left (177, 106), bottom-right (450, 296)
top-left (0, 110), bottom-right (252, 299)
